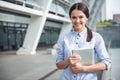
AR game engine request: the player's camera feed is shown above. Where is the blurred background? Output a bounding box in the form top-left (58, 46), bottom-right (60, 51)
top-left (0, 0), bottom-right (120, 80)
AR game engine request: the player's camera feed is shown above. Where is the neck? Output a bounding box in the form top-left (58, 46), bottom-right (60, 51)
top-left (74, 26), bottom-right (86, 33)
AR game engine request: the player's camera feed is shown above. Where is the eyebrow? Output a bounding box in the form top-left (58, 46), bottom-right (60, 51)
top-left (71, 15), bottom-right (84, 18)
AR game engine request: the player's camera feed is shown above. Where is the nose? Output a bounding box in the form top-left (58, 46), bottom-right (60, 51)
top-left (76, 18), bottom-right (80, 22)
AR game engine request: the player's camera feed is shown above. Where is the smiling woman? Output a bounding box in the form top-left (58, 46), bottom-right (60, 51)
top-left (56, 2), bottom-right (111, 80)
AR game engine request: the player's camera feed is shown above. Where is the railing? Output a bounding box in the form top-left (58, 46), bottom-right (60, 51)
top-left (38, 68), bottom-right (58, 80)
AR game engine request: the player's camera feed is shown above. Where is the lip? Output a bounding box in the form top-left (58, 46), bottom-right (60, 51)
top-left (75, 24), bottom-right (80, 27)
top-left (74, 23), bottom-right (82, 27)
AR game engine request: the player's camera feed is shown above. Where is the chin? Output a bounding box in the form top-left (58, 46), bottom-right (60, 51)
top-left (74, 26), bottom-right (81, 29)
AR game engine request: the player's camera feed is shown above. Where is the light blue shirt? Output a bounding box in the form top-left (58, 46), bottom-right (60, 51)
top-left (56, 28), bottom-right (111, 80)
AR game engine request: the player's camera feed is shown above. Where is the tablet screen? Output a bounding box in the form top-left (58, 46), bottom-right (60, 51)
top-left (72, 48), bottom-right (94, 65)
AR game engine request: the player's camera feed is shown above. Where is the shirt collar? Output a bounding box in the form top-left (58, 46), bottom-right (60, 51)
top-left (72, 27), bottom-right (87, 36)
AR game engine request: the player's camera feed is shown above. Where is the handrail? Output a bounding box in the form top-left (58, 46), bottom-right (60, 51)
top-left (38, 68), bottom-right (58, 80)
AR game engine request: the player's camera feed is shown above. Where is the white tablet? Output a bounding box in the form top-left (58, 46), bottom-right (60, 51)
top-left (72, 48), bottom-right (94, 65)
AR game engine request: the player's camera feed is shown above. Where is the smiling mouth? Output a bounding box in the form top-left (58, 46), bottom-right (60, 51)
top-left (75, 22), bottom-right (83, 26)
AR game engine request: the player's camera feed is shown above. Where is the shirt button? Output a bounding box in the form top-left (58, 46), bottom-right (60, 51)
top-left (73, 75), bottom-right (77, 80)
top-left (74, 75), bottom-right (76, 77)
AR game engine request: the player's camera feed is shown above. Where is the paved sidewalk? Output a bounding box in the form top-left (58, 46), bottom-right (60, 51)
top-left (0, 49), bottom-right (62, 80)
top-left (1, 48), bottom-right (119, 80)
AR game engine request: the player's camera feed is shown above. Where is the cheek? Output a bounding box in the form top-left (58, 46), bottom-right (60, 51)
top-left (82, 19), bottom-right (87, 24)
top-left (71, 19), bottom-right (75, 24)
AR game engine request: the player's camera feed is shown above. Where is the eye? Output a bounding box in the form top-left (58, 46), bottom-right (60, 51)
top-left (79, 16), bottom-right (84, 19)
top-left (71, 16), bottom-right (77, 19)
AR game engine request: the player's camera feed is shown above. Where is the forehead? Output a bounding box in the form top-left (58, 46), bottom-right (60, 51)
top-left (71, 9), bottom-right (85, 16)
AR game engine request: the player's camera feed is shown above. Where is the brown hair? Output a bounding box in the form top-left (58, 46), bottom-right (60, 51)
top-left (69, 2), bottom-right (92, 42)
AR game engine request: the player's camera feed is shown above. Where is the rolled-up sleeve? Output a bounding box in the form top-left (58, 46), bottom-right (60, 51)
top-left (56, 36), bottom-right (64, 65)
top-left (94, 33), bottom-right (111, 70)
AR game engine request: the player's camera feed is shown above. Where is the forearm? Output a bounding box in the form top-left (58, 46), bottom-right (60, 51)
top-left (57, 59), bottom-right (69, 69)
top-left (83, 62), bottom-right (106, 72)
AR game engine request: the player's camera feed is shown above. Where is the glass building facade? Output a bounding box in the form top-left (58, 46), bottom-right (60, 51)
top-left (0, 0), bottom-right (105, 51)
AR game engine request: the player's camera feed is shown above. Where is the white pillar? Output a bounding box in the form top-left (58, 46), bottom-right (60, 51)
top-left (17, 0), bottom-right (53, 55)
top-left (17, 17), bottom-right (42, 55)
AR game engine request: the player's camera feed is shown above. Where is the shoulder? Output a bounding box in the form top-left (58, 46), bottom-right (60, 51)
top-left (92, 31), bottom-right (103, 39)
top-left (59, 32), bottom-right (73, 39)
top-left (58, 32), bottom-right (73, 42)
top-left (92, 31), bottom-right (105, 45)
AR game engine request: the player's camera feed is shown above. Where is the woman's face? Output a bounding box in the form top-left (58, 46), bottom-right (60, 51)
top-left (70, 9), bottom-right (88, 32)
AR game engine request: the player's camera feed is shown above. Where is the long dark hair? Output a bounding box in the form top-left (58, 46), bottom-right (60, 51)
top-left (69, 2), bottom-right (92, 42)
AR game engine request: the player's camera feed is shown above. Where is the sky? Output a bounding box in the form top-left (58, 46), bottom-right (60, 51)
top-left (106, 0), bottom-right (120, 19)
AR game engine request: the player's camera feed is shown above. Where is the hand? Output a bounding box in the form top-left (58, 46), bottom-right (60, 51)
top-left (68, 54), bottom-right (81, 66)
top-left (70, 62), bottom-right (84, 74)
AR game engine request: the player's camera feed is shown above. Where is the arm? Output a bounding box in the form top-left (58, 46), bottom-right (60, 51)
top-left (94, 33), bottom-right (111, 70)
top-left (83, 62), bottom-right (106, 72)
top-left (57, 59), bottom-right (69, 69)
top-left (56, 35), bottom-right (69, 69)
top-left (71, 62), bottom-right (106, 74)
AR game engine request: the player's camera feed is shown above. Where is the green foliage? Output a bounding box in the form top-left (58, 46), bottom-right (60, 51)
top-left (112, 21), bottom-right (117, 24)
top-left (96, 19), bottom-right (113, 27)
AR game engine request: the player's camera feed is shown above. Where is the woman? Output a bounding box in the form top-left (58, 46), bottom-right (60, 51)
top-left (56, 2), bottom-right (111, 80)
